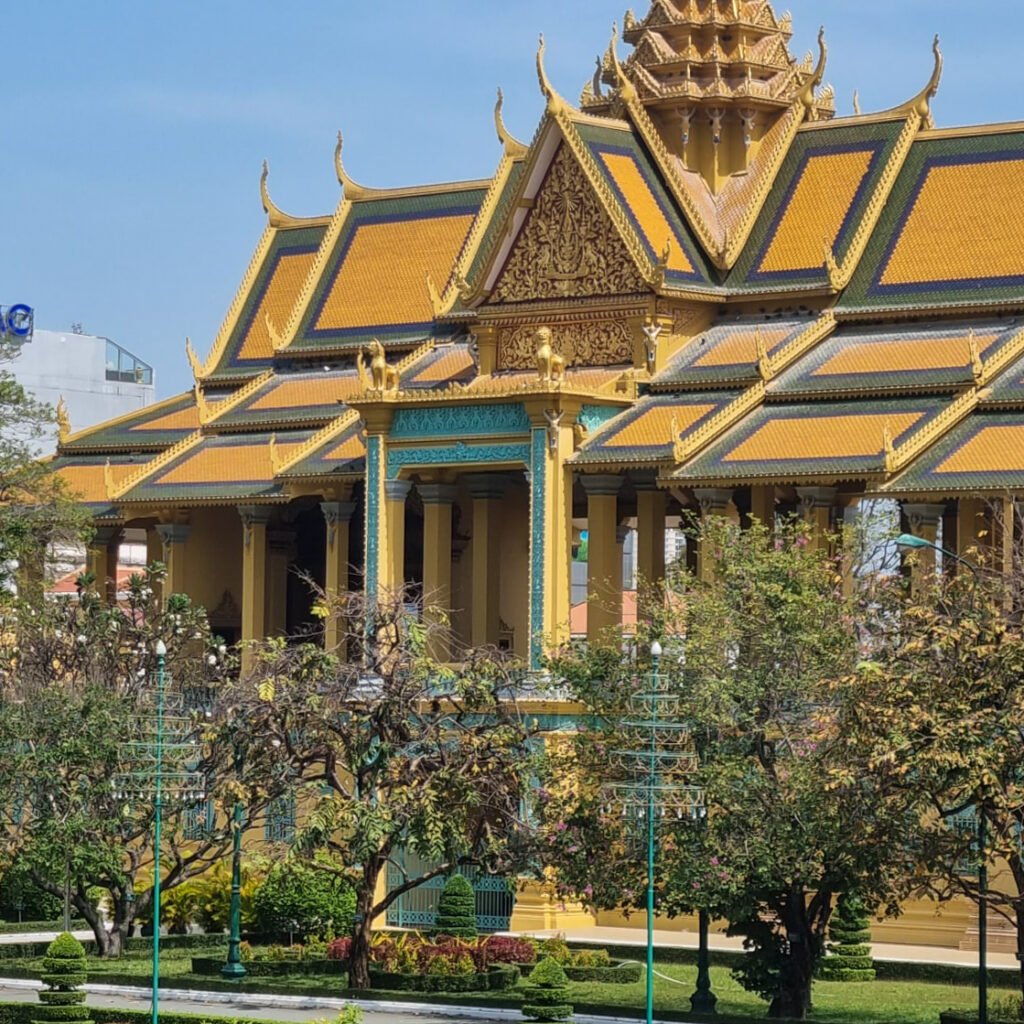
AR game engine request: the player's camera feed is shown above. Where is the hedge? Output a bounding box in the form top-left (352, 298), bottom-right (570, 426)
top-left (191, 958), bottom-right (348, 977)
top-left (0, 922), bottom-right (85, 936)
top-left (563, 963), bottom-right (642, 984)
top-left (0, 1007), bottom-right (290, 1024)
top-left (0, 933), bottom-right (229, 960)
top-left (367, 965), bottom-right (519, 993)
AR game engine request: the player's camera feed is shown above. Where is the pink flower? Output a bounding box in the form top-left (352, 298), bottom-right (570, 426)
top-left (710, 856), bottom-right (720, 867)
top-left (583, 885), bottom-right (594, 898)
top-left (555, 821), bottom-right (568, 832)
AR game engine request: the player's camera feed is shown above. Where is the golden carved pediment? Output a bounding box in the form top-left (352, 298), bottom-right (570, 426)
top-left (498, 318), bottom-right (633, 370)
top-left (489, 144), bottom-right (647, 304)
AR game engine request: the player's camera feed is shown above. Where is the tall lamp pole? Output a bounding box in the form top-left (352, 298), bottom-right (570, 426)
top-left (222, 739), bottom-right (247, 980)
top-left (895, 533), bottom-right (985, 1024)
top-left (151, 639), bottom-right (166, 1024)
top-left (608, 640), bottom-right (712, 1024)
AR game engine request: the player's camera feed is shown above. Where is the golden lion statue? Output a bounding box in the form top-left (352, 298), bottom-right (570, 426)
top-left (535, 327), bottom-right (566, 384)
top-left (357, 339), bottom-right (399, 393)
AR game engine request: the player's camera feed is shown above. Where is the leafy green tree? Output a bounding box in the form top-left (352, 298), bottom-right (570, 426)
top-left (0, 566), bottom-right (252, 955)
top-left (218, 589), bottom-right (537, 989)
top-left (819, 892), bottom-right (875, 982)
top-left (252, 859), bottom-right (356, 940)
top-left (33, 932), bottom-right (90, 1024)
top-left (837, 557), bottom-right (1024, 1003)
top-left (434, 873), bottom-right (477, 938)
top-left (537, 518), bottom-right (917, 1019)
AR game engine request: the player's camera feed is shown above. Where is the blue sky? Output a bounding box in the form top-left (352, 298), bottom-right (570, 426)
top-left (3, 1), bottom-right (1020, 399)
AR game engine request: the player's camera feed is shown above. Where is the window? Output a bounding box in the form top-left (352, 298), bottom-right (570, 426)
top-left (265, 794), bottom-right (296, 843)
top-left (183, 799), bottom-right (214, 840)
top-left (105, 340), bottom-right (153, 385)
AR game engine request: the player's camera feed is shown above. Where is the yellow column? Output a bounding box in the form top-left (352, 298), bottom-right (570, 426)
top-left (903, 503), bottom-right (945, 592)
top-left (87, 527), bottom-right (121, 604)
top-left (635, 486), bottom-right (667, 588)
top-left (582, 475), bottom-right (622, 646)
top-left (238, 506), bottom-right (272, 669)
top-left (266, 529), bottom-right (294, 637)
top-left (958, 497), bottom-right (992, 568)
top-left (419, 483), bottom-right (456, 662)
top-left (384, 480), bottom-right (412, 592)
top-left (466, 475), bottom-right (505, 648)
top-left (749, 485), bottom-right (775, 533)
top-left (694, 488), bottom-right (733, 581)
top-left (797, 486), bottom-right (837, 550)
top-left (155, 521), bottom-right (190, 599)
top-left (321, 499), bottom-right (357, 652)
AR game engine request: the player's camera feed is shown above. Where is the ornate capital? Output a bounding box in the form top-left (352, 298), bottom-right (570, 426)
top-left (384, 480), bottom-right (413, 504)
top-left (580, 474), bottom-right (623, 498)
top-left (321, 501), bottom-right (358, 549)
top-left (91, 527), bottom-right (123, 549)
top-left (238, 506), bottom-right (272, 550)
top-left (695, 488), bottom-right (734, 517)
top-left (155, 523), bottom-right (191, 552)
top-left (418, 483), bottom-right (458, 506)
top-left (797, 486), bottom-right (838, 513)
top-left (464, 474), bottom-right (507, 501)
top-left (903, 503), bottom-right (946, 537)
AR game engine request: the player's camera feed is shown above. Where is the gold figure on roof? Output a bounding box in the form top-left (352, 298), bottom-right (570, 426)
top-left (55, 396), bottom-right (71, 443)
top-left (535, 327), bottom-right (566, 384)
top-left (358, 340), bottom-right (399, 394)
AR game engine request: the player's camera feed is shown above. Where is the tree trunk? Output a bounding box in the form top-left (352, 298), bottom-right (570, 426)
top-left (347, 864), bottom-right (380, 991)
top-left (768, 892), bottom-right (817, 1020)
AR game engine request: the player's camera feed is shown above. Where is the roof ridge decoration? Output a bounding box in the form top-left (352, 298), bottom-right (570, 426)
top-left (274, 408), bottom-right (362, 477)
top-left (495, 88), bottom-right (529, 159)
top-left (58, 389), bottom-right (198, 452)
top-left (260, 160), bottom-right (330, 230)
top-left (975, 322), bottom-right (1024, 388)
top-left (110, 429), bottom-right (205, 501)
top-left (872, 35), bottom-right (943, 129)
top-left (193, 221), bottom-right (277, 379)
top-left (201, 369), bottom-right (275, 427)
top-left (885, 383), bottom-right (988, 475)
top-left (670, 310), bottom-right (836, 461)
top-left (56, 397), bottom-right (71, 444)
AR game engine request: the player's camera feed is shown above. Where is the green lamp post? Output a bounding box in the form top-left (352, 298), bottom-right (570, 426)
top-left (607, 641), bottom-right (711, 1023)
top-left (895, 532), bottom-right (986, 1024)
top-left (151, 639), bottom-right (166, 1024)
top-left (221, 737), bottom-right (247, 980)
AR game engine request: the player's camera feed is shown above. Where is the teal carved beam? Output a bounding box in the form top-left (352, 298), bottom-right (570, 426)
top-left (390, 403), bottom-right (530, 440)
top-left (386, 442), bottom-right (530, 479)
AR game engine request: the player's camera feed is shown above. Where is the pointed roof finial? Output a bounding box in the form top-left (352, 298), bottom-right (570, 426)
top-left (912, 35), bottom-right (943, 126)
top-left (853, 90), bottom-right (861, 115)
top-left (194, 380), bottom-right (211, 424)
top-left (103, 458), bottom-right (115, 500)
top-left (494, 88), bottom-right (527, 158)
top-left (800, 26), bottom-right (828, 112)
top-left (607, 22), bottom-right (638, 103)
top-left (269, 433), bottom-right (285, 476)
top-left (56, 396), bottom-right (71, 444)
top-left (536, 34), bottom-right (567, 114)
top-left (969, 328), bottom-right (985, 382)
top-left (185, 336), bottom-right (204, 382)
top-left (334, 131), bottom-right (371, 201)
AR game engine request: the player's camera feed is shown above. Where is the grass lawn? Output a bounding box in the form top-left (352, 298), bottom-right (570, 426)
top-left (0, 950), bottom-right (1005, 1023)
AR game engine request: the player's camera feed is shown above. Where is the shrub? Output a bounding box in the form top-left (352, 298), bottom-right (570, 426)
top-left (193, 862), bottom-right (262, 934)
top-left (326, 937), bottom-right (351, 962)
top-left (252, 863), bottom-right (355, 941)
top-left (480, 935), bottom-right (536, 967)
top-left (0, 865), bottom-right (63, 923)
top-left (434, 875), bottom-right (477, 939)
top-left (33, 933), bottom-right (90, 1024)
top-left (537, 936), bottom-right (571, 965)
top-left (522, 956), bottom-right (572, 1022)
top-left (819, 893), bottom-right (875, 983)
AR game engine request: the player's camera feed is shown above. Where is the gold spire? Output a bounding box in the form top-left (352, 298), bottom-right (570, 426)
top-left (55, 396), bottom-right (71, 444)
top-left (334, 131), bottom-right (372, 201)
top-left (185, 336), bottom-right (204, 382)
top-left (536, 35), bottom-right (568, 115)
top-left (873, 35), bottom-right (943, 126)
top-left (494, 88), bottom-right (528, 158)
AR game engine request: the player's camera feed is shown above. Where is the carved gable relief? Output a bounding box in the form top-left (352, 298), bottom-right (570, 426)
top-left (498, 318), bottom-right (633, 370)
top-left (489, 145), bottom-right (647, 303)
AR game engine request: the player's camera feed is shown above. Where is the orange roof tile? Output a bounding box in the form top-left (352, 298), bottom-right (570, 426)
top-left (406, 347), bottom-right (476, 385)
top-left (603, 401), bottom-right (717, 449)
top-left (724, 411), bottom-right (925, 462)
top-left (935, 423), bottom-right (1024, 474)
top-left (237, 249), bottom-right (319, 361)
top-left (247, 375), bottom-right (362, 411)
top-left (314, 213), bottom-right (476, 331)
top-left (757, 149), bottom-right (876, 273)
top-left (323, 432), bottom-right (366, 463)
top-left (812, 332), bottom-right (1001, 377)
top-left (55, 463), bottom-right (133, 504)
top-left (690, 324), bottom-right (793, 368)
top-left (157, 440), bottom-right (306, 486)
top-left (880, 157), bottom-right (1024, 287)
top-left (128, 405), bottom-right (201, 433)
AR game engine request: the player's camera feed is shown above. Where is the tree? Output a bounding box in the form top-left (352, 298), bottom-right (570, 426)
top-left (435, 873), bottom-right (477, 938)
top-left (217, 589), bottom-right (537, 989)
top-left (536, 518), bottom-right (917, 1019)
top-left (837, 556), bottom-right (1024, 1002)
top-left (252, 859), bottom-right (356, 940)
top-left (0, 566), bottom-right (248, 955)
top-left (0, 337), bottom-right (88, 585)
top-left (522, 956), bottom-right (572, 1022)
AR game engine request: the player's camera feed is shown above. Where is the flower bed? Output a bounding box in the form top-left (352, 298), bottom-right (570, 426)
top-left (191, 958), bottom-right (347, 977)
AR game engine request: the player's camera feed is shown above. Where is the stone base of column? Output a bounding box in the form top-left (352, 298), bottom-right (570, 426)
top-left (508, 880), bottom-right (596, 932)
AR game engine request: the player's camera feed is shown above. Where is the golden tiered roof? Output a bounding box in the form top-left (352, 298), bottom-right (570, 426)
top-left (49, 4), bottom-right (1024, 516)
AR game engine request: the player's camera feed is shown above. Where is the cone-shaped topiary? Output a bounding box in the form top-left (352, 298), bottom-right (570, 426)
top-left (522, 955), bottom-right (573, 1022)
top-left (434, 874), bottom-right (477, 939)
top-left (33, 933), bottom-right (91, 1024)
top-left (819, 893), bottom-right (876, 982)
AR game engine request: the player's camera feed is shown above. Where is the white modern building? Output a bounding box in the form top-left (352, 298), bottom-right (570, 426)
top-left (9, 328), bottom-right (155, 453)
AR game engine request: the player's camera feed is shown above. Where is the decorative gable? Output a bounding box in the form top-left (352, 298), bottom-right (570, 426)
top-left (489, 144), bottom-right (648, 303)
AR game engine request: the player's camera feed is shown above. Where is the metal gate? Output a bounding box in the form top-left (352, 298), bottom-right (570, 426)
top-left (385, 849), bottom-right (515, 932)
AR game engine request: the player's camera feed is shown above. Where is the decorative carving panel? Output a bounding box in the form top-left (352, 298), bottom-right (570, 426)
top-left (490, 145), bottom-right (647, 303)
top-left (498, 319), bottom-right (633, 370)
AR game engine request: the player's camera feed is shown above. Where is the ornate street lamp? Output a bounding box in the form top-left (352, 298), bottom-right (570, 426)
top-left (221, 736), bottom-right (247, 980)
top-left (604, 641), bottom-right (714, 1023)
top-left (895, 532), bottom-right (986, 1024)
top-left (113, 640), bottom-right (207, 1024)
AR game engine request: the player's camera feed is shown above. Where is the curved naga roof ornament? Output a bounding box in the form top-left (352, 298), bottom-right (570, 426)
top-left (607, 23), bottom-right (639, 105)
top-left (334, 131), bottom-right (374, 201)
top-left (872, 35), bottom-right (943, 126)
top-left (494, 88), bottom-right (528, 159)
top-left (799, 27), bottom-right (829, 117)
top-left (259, 159), bottom-right (317, 228)
top-left (536, 34), bottom-right (570, 115)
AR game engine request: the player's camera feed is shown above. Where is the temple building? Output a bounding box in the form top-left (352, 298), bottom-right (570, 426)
top-left (53, 1), bottom-right (1024, 945)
